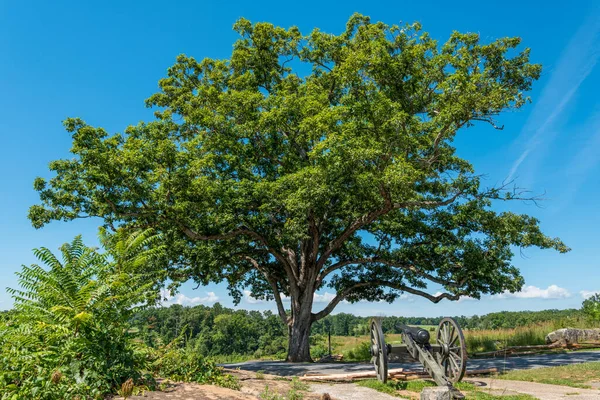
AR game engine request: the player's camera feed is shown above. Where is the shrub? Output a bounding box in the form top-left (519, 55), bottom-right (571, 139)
top-left (0, 232), bottom-right (162, 399)
top-left (343, 341), bottom-right (371, 361)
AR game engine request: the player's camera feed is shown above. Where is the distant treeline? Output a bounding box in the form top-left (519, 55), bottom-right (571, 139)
top-left (123, 303), bottom-right (586, 359)
top-left (311, 308), bottom-right (585, 336)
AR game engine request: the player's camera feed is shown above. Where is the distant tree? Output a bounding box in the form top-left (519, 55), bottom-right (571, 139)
top-left (582, 294), bottom-right (600, 323)
top-left (29, 14), bottom-right (569, 361)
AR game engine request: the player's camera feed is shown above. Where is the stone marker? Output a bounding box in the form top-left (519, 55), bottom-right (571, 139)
top-left (421, 386), bottom-right (452, 400)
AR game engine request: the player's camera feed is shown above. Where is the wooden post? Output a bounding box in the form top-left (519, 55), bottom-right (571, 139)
top-left (328, 326), bottom-right (332, 356)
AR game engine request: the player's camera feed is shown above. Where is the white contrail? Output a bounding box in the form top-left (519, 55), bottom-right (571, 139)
top-left (507, 9), bottom-right (600, 182)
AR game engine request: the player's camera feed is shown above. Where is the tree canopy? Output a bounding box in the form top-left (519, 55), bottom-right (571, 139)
top-left (30, 14), bottom-right (568, 361)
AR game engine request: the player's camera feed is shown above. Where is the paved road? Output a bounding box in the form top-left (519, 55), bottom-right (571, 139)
top-left (224, 350), bottom-right (600, 376)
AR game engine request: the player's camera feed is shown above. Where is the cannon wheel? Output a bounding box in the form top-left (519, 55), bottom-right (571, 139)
top-left (370, 319), bottom-right (388, 383)
top-left (435, 317), bottom-right (467, 383)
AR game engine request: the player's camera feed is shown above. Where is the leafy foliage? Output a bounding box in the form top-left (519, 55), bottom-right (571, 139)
top-left (0, 232), bottom-right (240, 398)
top-left (1, 235), bottom-right (130, 398)
top-left (131, 303), bottom-right (287, 359)
top-left (152, 347), bottom-right (240, 390)
top-left (29, 14), bottom-right (568, 360)
top-left (581, 294), bottom-right (600, 323)
top-left (0, 233), bottom-right (162, 399)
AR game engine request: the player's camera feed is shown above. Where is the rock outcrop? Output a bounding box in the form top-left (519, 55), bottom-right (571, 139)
top-left (545, 328), bottom-right (600, 345)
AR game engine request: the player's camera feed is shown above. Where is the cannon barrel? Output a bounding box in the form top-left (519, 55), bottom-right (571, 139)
top-left (398, 324), bottom-right (431, 345)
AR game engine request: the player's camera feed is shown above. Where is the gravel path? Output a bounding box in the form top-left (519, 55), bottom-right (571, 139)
top-left (467, 378), bottom-right (600, 400)
top-left (224, 351), bottom-right (600, 376)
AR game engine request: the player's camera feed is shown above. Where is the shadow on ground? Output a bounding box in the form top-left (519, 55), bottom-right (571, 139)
top-left (223, 350), bottom-right (600, 376)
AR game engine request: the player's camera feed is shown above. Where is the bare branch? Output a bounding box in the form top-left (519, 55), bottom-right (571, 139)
top-left (471, 117), bottom-right (504, 130)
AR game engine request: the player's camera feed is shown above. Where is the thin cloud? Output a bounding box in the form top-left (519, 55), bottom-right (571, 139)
top-left (558, 112), bottom-right (600, 203)
top-left (161, 290), bottom-right (219, 306)
top-left (243, 290), bottom-right (273, 304)
top-left (580, 290), bottom-right (599, 299)
top-left (493, 285), bottom-right (571, 300)
top-left (457, 295), bottom-right (477, 303)
top-left (507, 10), bottom-right (600, 182)
top-left (313, 292), bottom-right (338, 303)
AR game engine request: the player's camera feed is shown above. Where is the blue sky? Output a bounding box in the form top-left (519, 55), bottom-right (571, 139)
top-left (1, 0), bottom-right (599, 317)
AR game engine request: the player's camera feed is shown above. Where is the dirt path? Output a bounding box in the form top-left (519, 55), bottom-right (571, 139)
top-left (310, 383), bottom-right (401, 400)
top-left (123, 382), bottom-right (257, 399)
top-left (467, 378), bottom-right (600, 400)
top-left (118, 381), bottom-right (400, 400)
top-left (117, 370), bottom-right (329, 400)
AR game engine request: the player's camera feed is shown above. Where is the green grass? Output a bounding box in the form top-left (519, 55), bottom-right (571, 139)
top-left (498, 361), bottom-right (600, 388)
top-left (356, 379), bottom-right (535, 400)
top-left (290, 377), bottom-right (310, 391)
top-left (465, 392), bottom-right (537, 400)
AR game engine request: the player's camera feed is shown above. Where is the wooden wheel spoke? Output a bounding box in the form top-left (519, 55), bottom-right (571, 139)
top-left (449, 351), bottom-right (462, 364)
top-left (448, 353), bottom-right (460, 371)
top-left (436, 317), bottom-right (467, 383)
top-left (450, 334), bottom-right (458, 347)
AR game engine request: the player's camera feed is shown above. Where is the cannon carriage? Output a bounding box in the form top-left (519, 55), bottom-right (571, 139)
top-left (370, 317), bottom-right (468, 394)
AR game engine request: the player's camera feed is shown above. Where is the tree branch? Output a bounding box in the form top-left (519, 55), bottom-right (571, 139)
top-left (175, 221), bottom-right (299, 283)
top-left (311, 282), bottom-right (373, 322)
top-left (392, 191), bottom-right (464, 210)
top-left (312, 280), bottom-right (461, 322)
top-left (243, 255), bottom-right (290, 325)
top-left (316, 187), bottom-right (393, 270)
top-left (317, 257), bottom-right (463, 289)
top-left (316, 187), bottom-right (465, 273)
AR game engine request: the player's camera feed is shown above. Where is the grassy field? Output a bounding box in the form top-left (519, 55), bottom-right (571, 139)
top-left (356, 379), bottom-right (536, 399)
top-left (497, 361), bottom-right (600, 388)
top-left (326, 321), bottom-right (585, 359)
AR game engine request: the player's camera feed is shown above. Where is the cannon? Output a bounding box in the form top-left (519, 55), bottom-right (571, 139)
top-left (370, 317), bottom-right (467, 392)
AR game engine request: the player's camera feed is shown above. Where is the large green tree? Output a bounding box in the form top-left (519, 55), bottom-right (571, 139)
top-left (30, 14), bottom-right (568, 361)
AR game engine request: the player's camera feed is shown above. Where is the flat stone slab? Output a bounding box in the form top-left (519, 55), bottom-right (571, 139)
top-left (311, 383), bottom-right (403, 400)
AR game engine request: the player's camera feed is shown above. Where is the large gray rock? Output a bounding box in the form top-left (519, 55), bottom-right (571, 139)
top-left (545, 328), bottom-right (600, 344)
top-left (421, 386), bottom-right (452, 400)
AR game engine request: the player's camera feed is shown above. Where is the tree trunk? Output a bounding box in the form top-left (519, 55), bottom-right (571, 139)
top-left (286, 292), bottom-right (314, 362)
